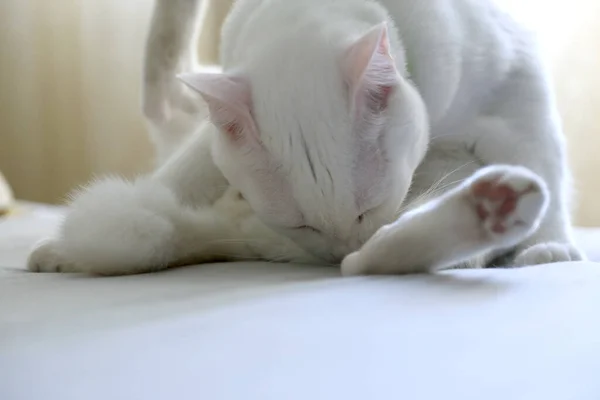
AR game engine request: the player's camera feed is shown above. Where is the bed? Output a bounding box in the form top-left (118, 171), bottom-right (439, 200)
top-left (1, 202), bottom-right (600, 400)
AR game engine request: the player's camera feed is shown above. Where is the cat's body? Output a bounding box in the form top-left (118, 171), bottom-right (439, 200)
top-left (28, 0), bottom-right (584, 275)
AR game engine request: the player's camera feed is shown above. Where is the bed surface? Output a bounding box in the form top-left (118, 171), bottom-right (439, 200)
top-left (1, 203), bottom-right (600, 400)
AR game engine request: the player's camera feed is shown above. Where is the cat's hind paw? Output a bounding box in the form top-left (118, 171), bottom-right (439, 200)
top-left (514, 242), bottom-right (585, 266)
top-left (466, 165), bottom-right (549, 248)
top-left (27, 177), bottom-right (180, 275)
top-left (340, 165), bottom-right (553, 277)
top-left (27, 238), bottom-right (74, 273)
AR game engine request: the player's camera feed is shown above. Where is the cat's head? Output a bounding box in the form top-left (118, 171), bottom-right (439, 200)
top-left (180, 23), bottom-right (429, 263)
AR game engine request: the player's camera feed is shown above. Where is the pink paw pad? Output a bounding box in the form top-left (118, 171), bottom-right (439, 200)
top-left (470, 179), bottom-right (536, 234)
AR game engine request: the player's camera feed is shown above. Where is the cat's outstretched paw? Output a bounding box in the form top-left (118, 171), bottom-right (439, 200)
top-left (514, 242), bottom-right (585, 266)
top-left (466, 165), bottom-right (549, 248)
top-left (27, 239), bottom-right (75, 273)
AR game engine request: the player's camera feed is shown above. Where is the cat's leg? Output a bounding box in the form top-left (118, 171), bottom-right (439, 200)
top-left (341, 165), bottom-right (548, 276)
top-left (143, 0), bottom-right (229, 207)
top-left (467, 71), bottom-right (585, 266)
top-left (30, 0), bottom-right (233, 274)
top-left (27, 177), bottom-right (259, 275)
top-left (153, 123), bottom-right (229, 207)
top-left (143, 0), bottom-right (213, 163)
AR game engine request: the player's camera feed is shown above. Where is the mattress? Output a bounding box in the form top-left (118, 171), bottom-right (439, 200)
top-left (1, 203), bottom-right (600, 400)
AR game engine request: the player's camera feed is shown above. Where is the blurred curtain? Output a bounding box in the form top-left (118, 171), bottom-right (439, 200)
top-left (0, 0), bottom-right (598, 226)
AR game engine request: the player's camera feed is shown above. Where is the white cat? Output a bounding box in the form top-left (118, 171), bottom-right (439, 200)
top-left (28, 0), bottom-right (584, 276)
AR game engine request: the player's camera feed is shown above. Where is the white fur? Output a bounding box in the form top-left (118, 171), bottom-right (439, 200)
top-left (28, 0), bottom-right (584, 275)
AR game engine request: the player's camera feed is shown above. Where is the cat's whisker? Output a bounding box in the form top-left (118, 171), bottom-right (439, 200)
top-left (393, 164), bottom-right (474, 218)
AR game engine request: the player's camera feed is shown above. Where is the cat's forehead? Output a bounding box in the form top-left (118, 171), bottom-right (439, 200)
top-left (250, 73), bottom-right (351, 156)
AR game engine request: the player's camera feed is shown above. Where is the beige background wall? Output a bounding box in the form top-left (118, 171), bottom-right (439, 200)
top-left (0, 0), bottom-right (598, 225)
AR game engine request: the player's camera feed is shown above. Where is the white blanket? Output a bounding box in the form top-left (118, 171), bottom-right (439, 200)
top-left (1, 204), bottom-right (599, 400)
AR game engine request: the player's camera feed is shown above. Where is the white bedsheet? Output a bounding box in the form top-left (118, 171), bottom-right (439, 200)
top-left (1, 204), bottom-right (599, 400)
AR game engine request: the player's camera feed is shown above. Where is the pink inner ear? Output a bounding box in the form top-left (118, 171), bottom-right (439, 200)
top-left (178, 72), bottom-right (257, 143)
top-left (344, 23), bottom-right (400, 211)
top-left (343, 22), bottom-right (399, 117)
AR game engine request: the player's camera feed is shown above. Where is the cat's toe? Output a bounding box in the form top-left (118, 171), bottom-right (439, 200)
top-left (340, 251), bottom-right (364, 276)
top-left (514, 242), bottom-right (585, 266)
top-left (27, 239), bottom-right (73, 273)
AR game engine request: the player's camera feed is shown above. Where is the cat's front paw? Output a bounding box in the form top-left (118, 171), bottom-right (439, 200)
top-left (466, 165), bottom-right (549, 248)
top-left (27, 238), bottom-right (75, 273)
top-left (514, 242), bottom-right (585, 266)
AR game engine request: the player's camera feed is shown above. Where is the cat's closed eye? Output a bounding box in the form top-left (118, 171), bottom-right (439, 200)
top-left (297, 213), bottom-right (365, 233)
top-left (296, 225), bottom-right (321, 234)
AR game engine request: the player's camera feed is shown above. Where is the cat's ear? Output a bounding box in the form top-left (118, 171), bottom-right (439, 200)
top-left (343, 22), bottom-right (399, 118)
top-left (343, 23), bottom-right (401, 209)
top-left (178, 72), bottom-right (257, 142)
